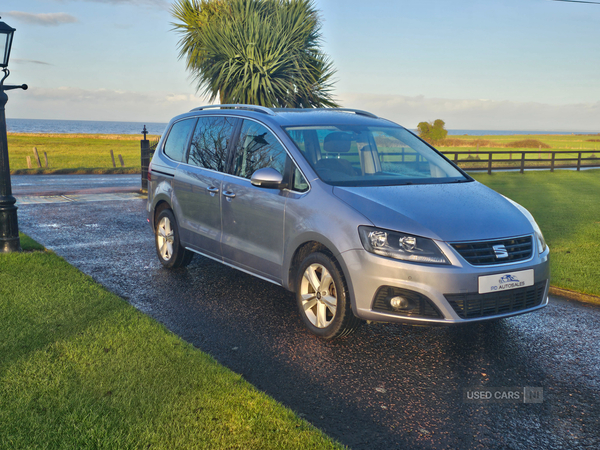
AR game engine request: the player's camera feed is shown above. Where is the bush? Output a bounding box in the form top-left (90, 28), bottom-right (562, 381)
top-left (505, 139), bottom-right (551, 149)
top-left (417, 119), bottom-right (448, 143)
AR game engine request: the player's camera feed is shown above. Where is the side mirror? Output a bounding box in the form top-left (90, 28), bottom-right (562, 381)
top-left (250, 167), bottom-right (286, 189)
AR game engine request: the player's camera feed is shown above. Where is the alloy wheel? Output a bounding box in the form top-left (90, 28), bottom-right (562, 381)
top-left (157, 216), bottom-right (174, 261)
top-left (300, 263), bottom-right (338, 328)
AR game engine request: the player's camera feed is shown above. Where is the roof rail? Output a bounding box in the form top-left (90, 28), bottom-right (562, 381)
top-left (190, 104), bottom-right (276, 116)
top-left (330, 108), bottom-right (378, 119)
top-left (271, 107), bottom-right (378, 119)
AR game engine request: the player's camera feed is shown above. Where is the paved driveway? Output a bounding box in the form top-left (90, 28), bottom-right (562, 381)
top-left (14, 180), bottom-right (600, 450)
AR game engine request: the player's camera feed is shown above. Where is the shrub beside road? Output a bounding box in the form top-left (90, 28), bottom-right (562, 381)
top-left (0, 234), bottom-right (343, 449)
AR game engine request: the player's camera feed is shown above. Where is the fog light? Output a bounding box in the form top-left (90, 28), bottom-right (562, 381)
top-left (389, 296), bottom-right (413, 310)
top-left (373, 286), bottom-right (442, 318)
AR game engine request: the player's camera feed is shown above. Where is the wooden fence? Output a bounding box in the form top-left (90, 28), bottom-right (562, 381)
top-left (441, 150), bottom-right (600, 174)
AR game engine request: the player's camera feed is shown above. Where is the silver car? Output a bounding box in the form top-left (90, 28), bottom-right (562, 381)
top-left (147, 105), bottom-right (550, 339)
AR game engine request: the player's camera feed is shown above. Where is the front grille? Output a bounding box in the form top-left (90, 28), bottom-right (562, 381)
top-left (451, 236), bottom-right (533, 266)
top-left (445, 281), bottom-right (547, 319)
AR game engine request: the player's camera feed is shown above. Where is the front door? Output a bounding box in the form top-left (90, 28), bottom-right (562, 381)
top-left (220, 119), bottom-right (289, 283)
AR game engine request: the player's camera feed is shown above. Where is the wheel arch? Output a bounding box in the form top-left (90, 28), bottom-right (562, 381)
top-left (150, 197), bottom-right (172, 230)
top-left (284, 235), bottom-right (358, 316)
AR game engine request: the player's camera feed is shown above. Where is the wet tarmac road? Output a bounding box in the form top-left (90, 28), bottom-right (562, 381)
top-left (15, 193), bottom-right (600, 449)
top-left (12, 174), bottom-right (140, 195)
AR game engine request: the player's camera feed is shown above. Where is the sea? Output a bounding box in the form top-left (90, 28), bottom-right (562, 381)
top-left (5, 118), bottom-right (599, 137)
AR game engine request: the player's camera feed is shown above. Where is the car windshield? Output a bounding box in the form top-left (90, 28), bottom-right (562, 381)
top-left (284, 125), bottom-right (470, 187)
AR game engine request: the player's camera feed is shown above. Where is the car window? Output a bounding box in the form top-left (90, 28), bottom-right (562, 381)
top-left (232, 120), bottom-right (288, 179)
top-left (188, 116), bottom-right (237, 172)
top-left (293, 167), bottom-right (309, 192)
top-left (163, 118), bottom-right (196, 162)
top-left (285, 125), bottom-right (468, 187)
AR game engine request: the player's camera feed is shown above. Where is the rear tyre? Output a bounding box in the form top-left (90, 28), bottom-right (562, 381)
top-left (155, 209), bottom-right (193, 268)
top-left (296, 252), bottom-right (361, 339)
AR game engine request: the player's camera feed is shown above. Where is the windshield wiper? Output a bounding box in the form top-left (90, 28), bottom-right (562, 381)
top-left (444, 179), bottom-right (472, 184)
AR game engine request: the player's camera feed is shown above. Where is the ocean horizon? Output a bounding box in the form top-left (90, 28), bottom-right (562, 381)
top-left (6, 118), bottom-right (599, 137)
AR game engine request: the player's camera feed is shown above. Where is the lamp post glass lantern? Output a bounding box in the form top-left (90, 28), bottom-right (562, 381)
top-left (0, 20), bottom-right (15, 68)
top-left (0, 17), bottom-right (26, 253)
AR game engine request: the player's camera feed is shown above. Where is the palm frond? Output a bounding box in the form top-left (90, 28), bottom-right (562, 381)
top-left (171, 0), bottom-right (339, 107)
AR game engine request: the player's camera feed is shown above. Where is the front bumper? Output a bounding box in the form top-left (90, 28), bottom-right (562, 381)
top-left (341, 242), bottom-right (550, 325)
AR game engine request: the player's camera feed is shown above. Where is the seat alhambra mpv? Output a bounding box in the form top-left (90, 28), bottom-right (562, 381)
top-left (147, 105), bottom-right (549, 339)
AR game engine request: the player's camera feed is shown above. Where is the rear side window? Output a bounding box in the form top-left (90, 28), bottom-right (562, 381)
top-left (232, 120), bottom-right (288, 179)
top-left (188, 116), bottom-right (237, 172)
top-left (163, 118), bottom-right (196, 162)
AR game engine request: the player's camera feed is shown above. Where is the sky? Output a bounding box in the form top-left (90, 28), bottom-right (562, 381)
top-left (1, 0), bottom-right (599, 131)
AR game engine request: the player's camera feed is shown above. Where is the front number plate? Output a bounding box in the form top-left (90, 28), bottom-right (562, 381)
top-left (478, 269), bottom-right (534, 294)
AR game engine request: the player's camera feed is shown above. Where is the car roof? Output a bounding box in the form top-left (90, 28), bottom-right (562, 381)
top-left (173, 104), bottom-right (398, 128)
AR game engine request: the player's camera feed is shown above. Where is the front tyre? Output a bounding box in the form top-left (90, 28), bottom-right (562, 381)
top-left (155, 209), bottom-right (193, 268)
top-left (296, 252), bottom-right (361, 339)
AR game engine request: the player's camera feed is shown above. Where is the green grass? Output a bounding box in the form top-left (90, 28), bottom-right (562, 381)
top-left (7, 133), bottom-right (160, 174)
top-left (0, 235), bottom-right (343, 449)
top-left (472, 169), bottom-right (600, 297)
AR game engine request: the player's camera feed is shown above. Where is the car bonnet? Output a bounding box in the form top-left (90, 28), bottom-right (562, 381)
top-left (332, 181), bottom-right (533, 242)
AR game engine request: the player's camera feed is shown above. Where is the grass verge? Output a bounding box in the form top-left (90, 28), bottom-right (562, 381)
top-left (7, 133), bottom-right (159, 174)
top-left (472, 169), bottom-right (600, 298)
top-left (0, 235), bottom-right (343, 449)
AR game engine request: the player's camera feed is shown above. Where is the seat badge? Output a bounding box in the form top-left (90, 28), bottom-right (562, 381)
top-left (493, 244), bottom-right (509, 259)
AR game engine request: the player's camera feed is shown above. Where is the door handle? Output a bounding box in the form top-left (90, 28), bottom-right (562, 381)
top-left (207, 186), bottom-right (219, 197)
top-left (223, 191), bottom-right (236, 200)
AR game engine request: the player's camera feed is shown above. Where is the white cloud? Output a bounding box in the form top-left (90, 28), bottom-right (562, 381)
top-left (5, 11), bottom-right (78, 26)
top-left (54, 0), bottom-right (169, 8)
top-left (7, 86), bottom-right (205, 122)
top-left (12, 59), bottom-right (53, 66)
top-left (7, 86), bottom-right (600, 132)
top-left (339, 93), bottom-right (600, 132)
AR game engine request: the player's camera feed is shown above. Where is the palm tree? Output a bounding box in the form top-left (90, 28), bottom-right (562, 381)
top-left (171, 0), bottom-right (339, 107)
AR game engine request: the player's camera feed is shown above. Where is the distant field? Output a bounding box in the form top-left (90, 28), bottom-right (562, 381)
top-left (438, 134), bottom-right (600, 168)
top-left (6, 132), bottom-right (600, 174)
top-left (441, 134), bottom-right (600, 150)
top-left (7, 133), bottom-right (160, 174)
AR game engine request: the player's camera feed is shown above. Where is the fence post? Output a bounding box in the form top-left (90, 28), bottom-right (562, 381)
top-left (520, 152), bottom-right (525, 174)
top-left (454, 152), bottom-right (458, 164)
top-left (551, 152), bottom-right (555, 172)
top-left (141, 125), bottom-right (150, 192)
top-left (33, 147), bottom-right (42, 168)
top-left (487, 153), bottom-right (493, 175)
top-left (577, 152), bottom-right (582, 171)
top-left (110, 149), bottom-right (116, 168)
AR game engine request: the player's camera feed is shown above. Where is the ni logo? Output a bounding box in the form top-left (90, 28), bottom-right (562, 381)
top-left (499, 275), bottom-right (519, 283)
top-left (493, 244), bottom-right (509, 259)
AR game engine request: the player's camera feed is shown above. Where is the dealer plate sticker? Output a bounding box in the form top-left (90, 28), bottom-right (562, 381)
top-left (478, 269), bottom-right (534, 294)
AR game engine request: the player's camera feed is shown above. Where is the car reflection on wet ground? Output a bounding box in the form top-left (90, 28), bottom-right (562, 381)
top-left (15, 184), bottom-right (600, 450)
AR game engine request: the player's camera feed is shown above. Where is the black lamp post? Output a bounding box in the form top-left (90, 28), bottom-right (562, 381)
top-left (0, 17), bottom-right (27, 253)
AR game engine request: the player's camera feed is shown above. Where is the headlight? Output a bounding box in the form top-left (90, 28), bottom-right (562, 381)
top-left (534, 225), bottom-right (547, 254)
top-left (358, 226), bottom-right (449, 264)
top-left (503, 196), bottom-right (547, 254)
